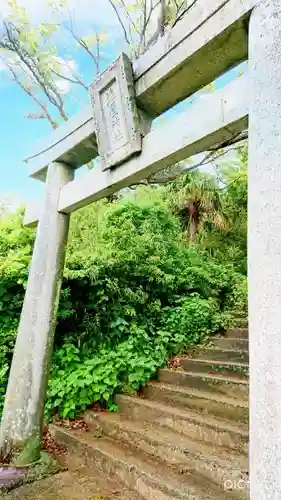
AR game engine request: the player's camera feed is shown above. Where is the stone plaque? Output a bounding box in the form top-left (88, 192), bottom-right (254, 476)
top-left (89, 53), bottom-right (142, 171)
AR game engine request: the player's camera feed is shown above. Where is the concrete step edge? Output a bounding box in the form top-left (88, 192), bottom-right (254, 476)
top-left (160, 368), bottom-right (249, 386)
top-left (84, 410), bottom-right (248, 469)
top-left (214, 337), bottom-right (249, 343)
top-left (146, 381), bottom-right (249, 409)
top-left (179, 358), bottom-right (249, 367)
top-left (116, 394), bottom-right (249, 437)
top-left (225, 328), bottom-right (248, 338)
top-left (50, 425), bottom-right (231, 500)
top-left (208, 338), bottom-right (249, 348)
top-left (192, 346), bottom-right (248, 355)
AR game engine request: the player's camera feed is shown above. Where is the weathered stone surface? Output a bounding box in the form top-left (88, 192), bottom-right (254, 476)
top-left (225, 328), bottom-right (248, 339)
top-left (142, 381), bottom-right (249, 423)
top-left (210, 337), bottom-right (248, 351)
top-left (89, 53), bottom-right (142, 171)
top-left (186, 346), bottom-right (249, 363)
top-left (1, 452), bottom-right (142, 500)
top-left (178, 358), bottom-right (249, 381)
top-left (44, 326), bottom-right (249, 498)
top-left (84, 411), bottom-right (248, 488)
top-left (0, 162), bottom-right (73, 462)
top-left (26, 107), bottom-right (98, 182)
top-left (25, 0), bottom-right (255, 181)
top-left (116, 394), bottom-right (248, 454)
top-left (50, 426), bottom-right (233, 500)
top-left (25, 74), bottom-right (248, 225)
top-left (248, 1), bottom-right (281, 498)
top-left (158, 368), bottom-right (249, 401)
top-left (134, 0), bottom-right (253, 115)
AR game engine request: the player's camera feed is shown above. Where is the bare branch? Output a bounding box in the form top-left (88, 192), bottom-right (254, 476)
top-left (130, 130), bottom-right (248, 187)
top-left (159, 0), bottom-right (166, 36)
top-left (173, 0), bottom-right (186, 17)
top-left (65, 9), bottom-right (100, 73)
top-left (1, 21), bottom-right (68, 121)
top-left (139, 0), bottom-right (161, 54)
top-left (118, 0), bottom-right (141, 35)
top-left (107, 0), bottom-right (132, 48)
top-left (145, 0), bottom-right (168, 50)
top-left (94, 27), bottom-right (101, 74)
top-left (52, 68), bottom-right (88, 91)
top-left (2, 56), bottom-right (58, 129)
top-left (139, 0), bottom-right (147, 52)
top-left (172, 0), bottom-right (197, 28)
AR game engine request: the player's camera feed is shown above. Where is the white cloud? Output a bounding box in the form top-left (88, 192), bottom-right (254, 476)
top-left (53, 56), bottom-right (79, 95)
top-left (56, 56), bottom-right (77, 73)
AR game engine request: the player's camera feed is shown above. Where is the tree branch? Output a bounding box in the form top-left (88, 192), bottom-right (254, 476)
top-left (1, 22), bottom-right (68, 121)
top-left (118, 0), bottom-right (141, 35)
top-left (172, 0), bottom-right (198, 28)
top-left (65, 10), bottom-right (100, 73)
top-left (2, 57), bottom-right (58, 129)
top-left (130, 131), bottom-right (248, 187)
top-left (138, 0), bottom-right (161, 55)
top-left (107, 0), bottom-right (132, 48)
top-left (52, 68), bottom-right (88, 91)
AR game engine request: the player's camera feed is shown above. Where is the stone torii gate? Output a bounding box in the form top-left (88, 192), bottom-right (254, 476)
top-left (1, 0), bottom-right (281, 497)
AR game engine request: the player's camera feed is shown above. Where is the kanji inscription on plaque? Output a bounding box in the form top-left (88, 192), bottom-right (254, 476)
top-left (89, 53), bottom-right (142, 171)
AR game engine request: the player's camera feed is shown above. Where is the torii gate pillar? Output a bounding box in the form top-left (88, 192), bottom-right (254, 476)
top-left (0, 162), bottom-right (73, 463)
top-left (248, 1), bottom-right (281, 497)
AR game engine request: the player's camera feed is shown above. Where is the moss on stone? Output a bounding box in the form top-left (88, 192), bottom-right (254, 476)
top-left (24, 452), bottom-right (63, 484)
top-left (14, 434), bottom-right (41, 467)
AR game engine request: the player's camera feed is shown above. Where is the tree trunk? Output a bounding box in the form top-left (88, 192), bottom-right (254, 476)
top-left (189, 218), bottom-right (199, 242)
top-left (188, 203), bottom-right (200, 243)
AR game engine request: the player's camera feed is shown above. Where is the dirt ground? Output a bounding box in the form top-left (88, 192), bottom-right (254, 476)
top-left (1, 453), bottom-right (141, 500)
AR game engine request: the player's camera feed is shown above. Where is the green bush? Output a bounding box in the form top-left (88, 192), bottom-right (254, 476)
top-left (44, 197), bottom-right (237, 420)
top-left (46, 295), bottom-right (227, 420)
top-left (0, 210), bottom-right (34, 414)
top-left (0, 363), bottom-right (9, 416)
top-left (0, 180), bottom-right (248, 421)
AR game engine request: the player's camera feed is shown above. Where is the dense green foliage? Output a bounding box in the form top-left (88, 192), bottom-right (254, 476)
top-left (0, 162), bottom-right (248, 420)
top-left (0, 209), bottom-right (34, 416)
top-left (198, 153), bottom-right (248, 275)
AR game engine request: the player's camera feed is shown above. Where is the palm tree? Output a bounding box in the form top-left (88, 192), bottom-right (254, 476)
top-left (170, 171), bottom-right (227, 243)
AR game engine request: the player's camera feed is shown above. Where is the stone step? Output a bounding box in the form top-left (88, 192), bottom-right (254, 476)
top-left (230, 317), bottom-right (248, 328)
top-left (209, 338), bottom-right (248, 351)
top-left (225, 328), bottom-right (248, 339)
top-left (159, 368), bottom-right (248, 401)
top-left (116, 394), bottom-right (248, 454)
top-left (50, 425), bottom-right (244, 500)
top-left (84, 410), bottom-right (248, 488)
top-left (142, 381), bottom-right (249, 424)
top-left (3, 452), bottom-right (143, 500)
top-left (178, 358), bottom-right (249, 381)
top-left (187, 347), bottom-right (249, 364)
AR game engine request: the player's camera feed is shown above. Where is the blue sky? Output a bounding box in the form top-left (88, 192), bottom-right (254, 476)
top-left (0, 0), bottom-right (247, 210)
top-left (0, 0), bottom-right (121, 208)
top-left (0, 36), bottom-right (121, 207)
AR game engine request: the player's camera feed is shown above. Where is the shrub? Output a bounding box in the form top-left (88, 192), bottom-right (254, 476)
top-left (0, 184), bottom-right (247, 420)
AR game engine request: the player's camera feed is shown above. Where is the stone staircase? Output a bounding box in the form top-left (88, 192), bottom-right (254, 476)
top-left (51, 327), bottom-right (249, 499)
